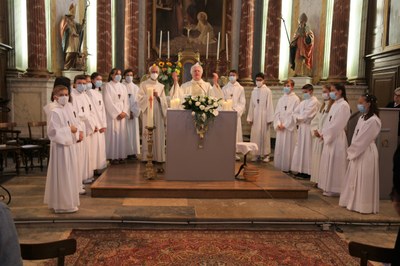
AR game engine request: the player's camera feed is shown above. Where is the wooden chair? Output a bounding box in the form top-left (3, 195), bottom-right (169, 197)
top-left (27, 121), bottom-right (50, 167)
top-left (348, 241), bottom-right (398, 266)
top-left (20, 239), bottom-right (77, 266)
top-left (0, 122), bottom-right (21, 174)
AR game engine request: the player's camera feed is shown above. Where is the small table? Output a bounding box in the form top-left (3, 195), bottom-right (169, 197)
top-left (235, 142), bottom-right (258, 178)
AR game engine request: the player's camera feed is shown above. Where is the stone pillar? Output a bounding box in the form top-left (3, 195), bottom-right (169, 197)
top-left (327, 0), bottom-right (350, 83)
top-left (238, 0), bottom-right (255, 85)
top-left (97, 0), bottom-right (112, 76)
top-left (264, 0), bottom-right (282, 85)
top-left (124, 0), bottom-right (139, 73)
top-left (25, 0), bottom-right (50, 77)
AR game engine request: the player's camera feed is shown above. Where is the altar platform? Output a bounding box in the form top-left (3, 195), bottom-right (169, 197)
top-left (91, 162), bottom-right (309, 199)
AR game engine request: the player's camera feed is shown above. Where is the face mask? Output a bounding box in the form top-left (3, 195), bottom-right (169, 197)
top-left (150, 73), bottom-right (159, 80)
top-left (329, 91), bottom-right (337, 100)
top-left (85, 83), bottom-right (91, 91)
top-left (357, 104), bottom-right (366, 113)
top-left (76, 84), bottom-right (85, 93)
top-left (95, 80), bottom-right (103, 88)
top-left (57, 96), bottom-right (69, 106)
top-left (322, 92), bottom-right (330, 100)
top-left (114, 75), bottom-right (122, 82)
top-left (256, 81), bottom-right (263, 88)
top-left (229, 76), bottom-right (237, 83)
top-left (303, 93), bottom-right (311, 100)
top-left (125, 76), bottom-right (133, 83)
top-left (283, 87), bottom-right (290, 94)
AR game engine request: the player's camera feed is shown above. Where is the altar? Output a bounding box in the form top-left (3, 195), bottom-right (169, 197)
top-left (165, 109), bottom-right (237, 181)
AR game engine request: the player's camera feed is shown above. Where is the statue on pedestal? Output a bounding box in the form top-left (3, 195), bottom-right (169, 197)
top-left (290, 13), bottom-right (314, 77)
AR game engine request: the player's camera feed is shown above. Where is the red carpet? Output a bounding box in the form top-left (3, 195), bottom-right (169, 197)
top-left (64, 229), bottom-right (358, 265)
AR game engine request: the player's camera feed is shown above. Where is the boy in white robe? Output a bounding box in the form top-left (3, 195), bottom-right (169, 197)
top-left (103, 68), bottom-right (130, 163)
top-left (290, 84), bottom-right (319, 178)
top-left (339, 93), bottom-right (381, 213)
top-left (44, 85), bottom-right (80, 213)
top-left (247, 73), bottom-right (274, 162)
top-left (138, 65), bottom-right (168, 163)
top-left (123, 69), bottom-right (141, 157)
top-left (273, 79), bottom-right (300, 171)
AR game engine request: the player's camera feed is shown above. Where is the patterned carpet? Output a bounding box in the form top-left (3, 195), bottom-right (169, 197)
top-left (64, 229), bottom-right (358, 266)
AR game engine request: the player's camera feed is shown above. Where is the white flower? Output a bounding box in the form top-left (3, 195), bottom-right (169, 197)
top-left (191, 111), bottom-right (195, 116)
top-left (200, 105), bottom-right (205, 110)
top-left (213, 110), bottom-right (219, 116)
top-left (208, 99), bottom-right (212, 105)
top-left (191, 96), bottom-right (197, 101)
top-left (195, 101), bottom-right (201, 106)
top-left (202, 113), bottom-right (206, 119)
top-left (213, 102), bottom-right (219, 107)
top-left (200, 97), bottom-right (205, 103)
top-left (205, 107), bottom-right (210, 112)
top-left (189, 100), bottom-right (192, 105)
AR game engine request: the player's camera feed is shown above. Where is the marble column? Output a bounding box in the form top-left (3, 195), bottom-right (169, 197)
top-left (25, 0), bottom-right (50, 77)
top-left (97, 0), bottom-right (112, 76)
top-left (327, 0), bottom-right (350, 83)
top-left (124, 0), bottom-right (139, 73)
top-left (238, 0), bottom-right (255, 85)
top-left (264, 0), bottom-right (282, 85)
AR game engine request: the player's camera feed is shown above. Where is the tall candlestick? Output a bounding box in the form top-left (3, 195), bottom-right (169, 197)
top-left (216, 32), bottom-right (220, 60)
top-left (167, 31), bottom-right (170, 59)
top-left (147, 31), bottom-right (150, 59)
top-left (226, 33), bottom-right (229, 61)
top-left (159, 31), bottom-right (163, 58)
top-left (206, 32), bottom-right (209, 59)
top-left (147, 87), bottom-right (154, 127)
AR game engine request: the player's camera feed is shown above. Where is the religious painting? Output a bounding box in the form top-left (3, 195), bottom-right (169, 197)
top-left (152, 0), bottom-right (226, 58)
top-left (387, 0), bottom-right (400, 46)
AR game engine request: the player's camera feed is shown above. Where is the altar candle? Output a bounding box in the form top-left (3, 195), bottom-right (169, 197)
top-left (147, 87), bottom-right (154, 127)
top-left (159, 31), bottom-right (163, 58)
top-left (216, 32), bottom-right (220, 60)
top-left (147, 31), bottom-right (150, 59)
top-left (167, 31), bottom-right (170, 59)
top-left (206, 32), bottom-right (209, 59)
top-left (226, 33), bottom-right (229, 61)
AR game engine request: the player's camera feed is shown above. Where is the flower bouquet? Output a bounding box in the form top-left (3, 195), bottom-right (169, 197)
top-left (157, 60), bottom-right (182, 95)
top-left (182, 95), bottom-right (222, 148)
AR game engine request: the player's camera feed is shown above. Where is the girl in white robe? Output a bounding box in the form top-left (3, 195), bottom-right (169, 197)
top-left (318, 83), bottom-right (351, 196)
top-left (103, 68), bottom-right (130, 162)
top-left (273, 80), bottom-right (300, 171)
top-left (339, 94), bottom-right (381, 213)
top-left (310, 85), bottom-right (333, 183)
top-left (123, 69), bottom-right (141, 157)
top-left (44, 85), bottom-right (80, 213)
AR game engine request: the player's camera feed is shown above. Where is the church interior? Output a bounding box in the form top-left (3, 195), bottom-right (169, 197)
top-left (0, 0), bottom-right (400, 265)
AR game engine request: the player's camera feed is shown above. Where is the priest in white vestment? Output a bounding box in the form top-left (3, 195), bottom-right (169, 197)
top-left (103, 68), bottom-right (130, 162)
top-left (123, 69), bottom-right (141, 157)
top-left (273, 79), bottom-right (300, 171)
top-left (138, 65), bottom-right (168, 163)
top-left (310, 85), bottom-right (333, 183)
top-left (247, 73), bottom-right (274, 162)
top-left (44, 85), bottom-right (80, 213)
top-left (339, 94), bottom-right (381, 213)
top-left (318, 83), bottom-right (351, 196)
top-left (87, 72), bottom-right (107, 170)
top-left (170, 63), bottom-right (224, 101)
top-left (290, 84), bottom-right (319, 177)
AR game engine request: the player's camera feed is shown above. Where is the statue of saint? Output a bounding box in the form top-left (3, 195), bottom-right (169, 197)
top-left (290, 13), bottom-right (314, 77)
top-left (60, 4), bottom-right (83, 70)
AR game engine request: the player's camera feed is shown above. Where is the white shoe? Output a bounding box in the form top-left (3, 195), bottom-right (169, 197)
top-left (262, 156), bottom-right (270, 163)
top-left (235, 155), bottom-right (240, 161)
top-left (54, 207), bottom-right (78, 214)
top-left (79, 188), bottom-right (86, 195)
top-left (83, 177), bottom-right (94, 184)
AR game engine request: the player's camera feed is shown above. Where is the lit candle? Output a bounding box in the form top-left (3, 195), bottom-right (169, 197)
top-left (206, 32), bottom-right (209, 59)
top-left (147, 31), bottom-right (150, 59)
top-left (167, 31), bottom-right (170, 59)
top-left (216, 32), bottom-right (220, 60)
top-left (226, 33), bottom-right (229, 61)
top-left (159, 31), bottom-right (163, 58)
top-left (147, 87), bottom-right (154, 127)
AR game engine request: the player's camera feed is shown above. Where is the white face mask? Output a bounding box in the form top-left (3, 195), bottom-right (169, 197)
top-left (322, 92), bottom-right (330, 100)
top-left (150, 73), bottom-right (159, 80)
top-left (57, 96), bottom-right (69, 106)
top-left (114, 75), bottom-right (122, 82)
top-left (229, 76), bottom-right (237, 83)
top-left (76, 84), bottom-right (85, 93)
top-left (125, 76), bottom-right (133, 83)
top-left (256, 81), bottom-right (263, 88)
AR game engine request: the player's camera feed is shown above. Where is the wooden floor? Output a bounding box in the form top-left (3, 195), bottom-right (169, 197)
top-left (91, 162), bottom-right (309, 199)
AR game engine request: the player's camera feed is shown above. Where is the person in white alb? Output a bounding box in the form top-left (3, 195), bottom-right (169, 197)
top-left (247, 73), bottom-right (274, 162)
top-left (273, 79), bottom-right (300, 171)
top-left (222, 70), bottom-right (246, 160)
top-left (339, 93), bottom-right (381, 213)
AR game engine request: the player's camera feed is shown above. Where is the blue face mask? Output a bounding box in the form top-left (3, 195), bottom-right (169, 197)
top-left (95, 80), bottom-right (103, 88)
top-left (283, 87), bottom-right (290, 94)
top-left (303, 93), bottom-right (311, 100)
top-left (329, 92), bottom-right (337, 100)
top-left (76, 84), bottom-right (85, 93)
top-left (125, 76), bottom-right (133, 83)
top-left (357, 104), bottom-right (366, 113)
top-left (114, 75), bottom-right (122, 82)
